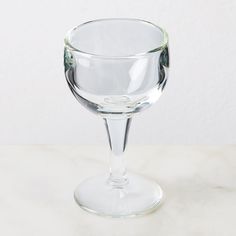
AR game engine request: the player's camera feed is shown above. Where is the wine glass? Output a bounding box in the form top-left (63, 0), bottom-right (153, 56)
top-left (64, 18), bottom-right (169, 217)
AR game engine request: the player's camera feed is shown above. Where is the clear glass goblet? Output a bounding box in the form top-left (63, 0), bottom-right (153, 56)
top-left (64, 18), bottom-right (169, 217)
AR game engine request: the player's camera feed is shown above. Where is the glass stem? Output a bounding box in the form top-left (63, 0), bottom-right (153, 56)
top-left (104, 117), bottom-right (131, 187)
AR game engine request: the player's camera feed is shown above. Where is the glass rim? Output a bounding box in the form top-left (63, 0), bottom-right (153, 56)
top-left (64, 18), bottom-right (168, 59)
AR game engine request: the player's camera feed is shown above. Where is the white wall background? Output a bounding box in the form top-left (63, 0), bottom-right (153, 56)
top-left (0, 0), bottom-right (236, 144)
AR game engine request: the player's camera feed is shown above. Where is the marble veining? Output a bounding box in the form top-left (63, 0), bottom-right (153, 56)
top-left (0, 145), bottom-right (235, 236)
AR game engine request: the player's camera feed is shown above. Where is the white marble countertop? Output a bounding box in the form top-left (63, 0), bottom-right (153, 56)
top-left (0, 145), bottom-right (235, 236)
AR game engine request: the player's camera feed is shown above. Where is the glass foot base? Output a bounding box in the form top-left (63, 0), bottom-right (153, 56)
top-left (74, 173), bottom-right (163, 218)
